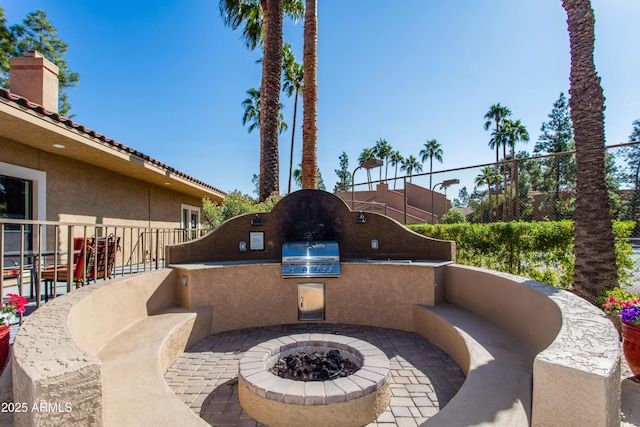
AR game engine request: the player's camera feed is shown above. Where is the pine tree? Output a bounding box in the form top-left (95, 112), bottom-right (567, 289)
top-left (534, 93), bottom-right (576, 219)
top-left (334, 152), bottom-right (351, 192)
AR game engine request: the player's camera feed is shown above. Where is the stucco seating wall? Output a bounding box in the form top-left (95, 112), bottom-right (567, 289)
top-left (12, 269), bottom-right (213, 427)
top-left (434, 264), bottom-right (621, 427)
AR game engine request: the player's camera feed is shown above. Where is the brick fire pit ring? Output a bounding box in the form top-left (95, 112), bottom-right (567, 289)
top-left (238, 333), bottom-right (391, 427)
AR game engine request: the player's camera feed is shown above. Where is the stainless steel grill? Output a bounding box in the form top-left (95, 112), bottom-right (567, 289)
top-left (281, 241), bottom-right (340, 278)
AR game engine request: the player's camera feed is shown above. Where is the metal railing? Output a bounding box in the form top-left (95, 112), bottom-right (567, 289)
top-left (0, 219), bottom-right (202, 308)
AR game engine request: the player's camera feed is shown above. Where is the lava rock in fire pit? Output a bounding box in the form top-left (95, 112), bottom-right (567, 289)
top-left (271, 349), bottom-right (359, 381)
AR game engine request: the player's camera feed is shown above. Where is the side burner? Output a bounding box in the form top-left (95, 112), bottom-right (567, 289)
top-left (281, 240), bottom-right (340, 278)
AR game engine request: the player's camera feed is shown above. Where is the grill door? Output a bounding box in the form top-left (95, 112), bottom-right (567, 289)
top-left (298, 283), bottom-right (325, 321)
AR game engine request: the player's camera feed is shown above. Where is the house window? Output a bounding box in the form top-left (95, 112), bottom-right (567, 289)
top-left (0, 175), bottom-right (32, 221)
top-left (181, 204), bottom-right (201, 239)
top-left (0, 163), bottom-right (46, 251)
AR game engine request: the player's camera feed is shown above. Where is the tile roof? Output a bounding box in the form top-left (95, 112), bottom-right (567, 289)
top-left (0, 87), bottom-right (226, 197)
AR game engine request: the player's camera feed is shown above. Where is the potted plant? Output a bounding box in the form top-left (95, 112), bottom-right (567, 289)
top-left (0, 293), bottom-right (27, 375)
top-left (619, 300), bottom-right (640, 381)
top-left (602, 295), bottom-right (639, 336)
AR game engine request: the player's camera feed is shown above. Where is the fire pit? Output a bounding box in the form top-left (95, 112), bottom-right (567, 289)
top-left (238, 333), bottom-right (390, 427)
top-left (271, 348), bottom-right (359, 381)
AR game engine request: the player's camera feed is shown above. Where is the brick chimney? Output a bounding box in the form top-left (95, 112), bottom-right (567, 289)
top-left (10, 51), bottom-right (59, 113)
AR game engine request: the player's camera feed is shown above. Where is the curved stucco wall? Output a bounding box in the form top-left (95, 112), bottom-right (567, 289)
top-left (12, 261), bottom-right (620, 426)
top-left (12, 270), bottom-right (179, 427)
top-left (444, 264), bottom-right (620, 427)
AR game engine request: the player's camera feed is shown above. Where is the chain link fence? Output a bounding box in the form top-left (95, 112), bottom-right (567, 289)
top-left (347, 141), bottom-right (640, 291)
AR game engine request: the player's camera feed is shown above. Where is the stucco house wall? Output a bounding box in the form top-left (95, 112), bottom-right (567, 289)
top-left (1, 137), bottom-right (204, 228)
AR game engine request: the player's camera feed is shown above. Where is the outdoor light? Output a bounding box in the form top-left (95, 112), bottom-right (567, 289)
top-left (371, 239), bottom-right (379, 250)
top-left (351, 159), bottom-right (384, 209)
top-left (239, 241), bottom-right (247, 251)
top-left (355, 212), bottom-right (367, 224)
top-left (431, 178), bottom-right (460, 224)
top-left (181, 275), bottom-right (188, 287)
top-left (442, 178), bottom-right (460, 187)
top-left (251, 214), bottom-right (263, 226)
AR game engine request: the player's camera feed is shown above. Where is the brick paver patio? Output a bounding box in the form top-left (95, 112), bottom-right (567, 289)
top-left (165, 324), bottom-right (465, 426)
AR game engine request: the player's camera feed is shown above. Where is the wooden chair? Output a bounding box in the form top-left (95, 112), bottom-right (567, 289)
top-left (85, 235), bottom-right (120, 282)
top-left (41, 237), bottom-right (90, 299)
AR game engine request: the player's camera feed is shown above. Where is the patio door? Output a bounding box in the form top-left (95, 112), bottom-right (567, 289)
top-left (181, 204), bottom-right (200, 240)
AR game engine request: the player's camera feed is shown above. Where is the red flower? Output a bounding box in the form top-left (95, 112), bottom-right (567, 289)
top-left (5, 294), bottom-right (27, 314)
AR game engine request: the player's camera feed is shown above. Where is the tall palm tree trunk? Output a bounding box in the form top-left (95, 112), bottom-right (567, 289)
top-left (301, 0), bottom-right (318, 189)
top-left (259, 0), bottom-right (284, 201)
top-left (563, 0), bottom-right (617, 302)
top-left (287, 85), bottom-right (299, 194)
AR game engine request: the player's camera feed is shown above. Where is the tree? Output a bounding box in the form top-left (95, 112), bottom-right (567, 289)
top-left (282, 43), bottom-right (304, 194)
top-left (475, 166), bottom-right (499, 222)
top-left (534, 93), bottom-right (576, 219)
top-left (219, 0), bottom-right (303, 201)
top-left (484, 103), bottom-right (512, 220)
top-left (419, 139), bottom-right (443, 191)
top-left (503, 119), bottom-right (529, 219)
top-left (484, 103), bottom-right (512, 164)
top-left (358, 148), bottom-right (375, 190)
top-left (372, 138), bottom-right (392, 183)
top-left (562, 0), bottom-right (617, 302)
top-left (241, 87), bottom-right (288, 135)
top-left (219, 0), bottom-right (303, 50)
top-left (0, 6), bottom-right (15, 88)
top-left (334, 151), bottom-right (351, 192)
top-left (258, 0), bottom-right (284, 201)
top-left (621, 120), bottom-right (640, 222)
top-left (453, 186), bottom-right (470, 208)
top-left (401, 155), bottom-right (422, 183)
top-left (293, 163), bottom-right (325, 190)
top-left (390, 151), bottom-right (403, 189)
top-left (301, 0), bottom-right (318, 189)
top-left (8, 9), bottom-right (79, 116)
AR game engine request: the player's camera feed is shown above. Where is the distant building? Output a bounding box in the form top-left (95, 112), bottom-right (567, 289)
top-left (337, 182), bottom-right (451, 224)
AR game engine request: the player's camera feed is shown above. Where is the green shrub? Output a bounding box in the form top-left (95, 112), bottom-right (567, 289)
top-left (202, 191), bottom-right (282, 230)
top-left (409, 220), bottom-right (636, 290)
top-left (441, 208), bottom-right (467, 224)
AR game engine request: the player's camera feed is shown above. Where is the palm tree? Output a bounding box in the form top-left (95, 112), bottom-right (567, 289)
top-left (219, 0), bottom-right (303, 201)
top-left (241, 88), bottom-right (261, 134)
top-left (562, 0), bottom-right (617, 302)
top-left (282, 43), bottom-right (304, 194)
top-left (390, 151), bottom-right (403, 189)
top-left (241, 87), bottom-right (288, 135)
top-left (419, 139), bottom-right (443, 191)
top-left (484, 103), bottom-right (512, 164)
top-left (401, 155), bottom-right (422, 183)
top-left (485, 104), bottom-right (512, 219)
top-left (301, 0), bottom-right (318, 189)
top-left (220, 0), bottom-right (304, 49)
top-left (476, 166), bottom-right (499, 222)
top-left (373, 139), bottom-right (392, 183)
top-left (358, 148), bottom-right (376, 190)
top-left (503, 119), bottom-right (529, 219)
top-left (257, 0), bottom-right (284, 200)
top-left (293, 163), bottom-right (325, 190)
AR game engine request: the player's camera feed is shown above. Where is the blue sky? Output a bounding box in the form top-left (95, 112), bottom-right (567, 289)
top-left (3, 0), bottom-right (639, 196)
